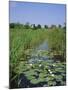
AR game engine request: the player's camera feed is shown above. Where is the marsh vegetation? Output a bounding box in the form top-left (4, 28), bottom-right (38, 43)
top-left (9, 23), bottom-right (66, 88)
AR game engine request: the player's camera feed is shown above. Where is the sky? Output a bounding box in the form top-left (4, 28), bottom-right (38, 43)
top-left (9, 1), bottom-right (66, 26)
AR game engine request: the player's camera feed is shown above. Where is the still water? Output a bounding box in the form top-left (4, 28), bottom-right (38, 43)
top-left (28, 41), bottom-right (52, 64)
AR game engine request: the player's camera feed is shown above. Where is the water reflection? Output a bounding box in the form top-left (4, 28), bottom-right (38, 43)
top-left (28, 41), bottom-right (51, 64)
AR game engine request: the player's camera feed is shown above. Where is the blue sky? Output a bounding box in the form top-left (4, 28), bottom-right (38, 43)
top-left (9, 1), bottom-right (66, 26)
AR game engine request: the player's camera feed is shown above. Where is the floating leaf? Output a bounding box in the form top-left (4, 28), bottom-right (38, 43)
top-left (30, 79), bottom-right (40, 84)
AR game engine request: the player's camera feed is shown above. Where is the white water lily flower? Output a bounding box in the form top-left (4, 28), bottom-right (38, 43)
top-left (48, 69), bottom-right (51, 72)
top-left (50, 71), bottom-right (52, 74)
top-left (51, 74), bottom-right (54, 77)
top-left (48, 69), bottom-right (52, 74)
top-left (29, 64), bottom-right (33, 66)
top-left (39, 64), bottom-right (42, 67)
top-left (53, 64), bottom-right (55, 66)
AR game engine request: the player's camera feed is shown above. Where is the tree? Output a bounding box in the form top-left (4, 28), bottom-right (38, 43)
top-left (50, 25), bottom-right (56, 29)
top-left (10, 23), bottom-right (23, 29)
top-left (24, 22), bottom-right (30, 29)
top-left (37, 24), bottom-right (41, 29)
top-left (32, 24), bottom-right (37, 30)
top-left (10, 23), bottom-right (15, 28)
top-left (15, 22), bottom-right (22, 28)
top-left (44, 25), bottom-right (48, 29)
top-left (58, 24), bottom-right (62, 28)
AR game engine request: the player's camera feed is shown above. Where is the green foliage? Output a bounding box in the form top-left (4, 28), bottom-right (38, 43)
top-left (32, 24), bottom-right (37, 30)
top-left (10, 23), bottom-right (15, 28)
top-left (10, 23), bottom-right (66, 88)
top-left (37, 24), bottom-right (41, 29)
top-left (24, 22), bottom-right (30, 29)
top-left (47, 29), bottom-right (66, 61)
top-left (17, 61), bottom-right (66, 86)
top-left (44, 25), bottom-right (48, 29)
top-left (50, 25), bottom-right (56, 29)
top-left (58, 24), bottom-right (62, 28)
top-left (10, 27), bottom-right (48, 72)
top-left (10, 23), bottom-right (23, 29)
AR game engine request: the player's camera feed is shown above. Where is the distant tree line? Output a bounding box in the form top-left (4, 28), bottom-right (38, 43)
top-left (10, 22), bottom-right (66, 30)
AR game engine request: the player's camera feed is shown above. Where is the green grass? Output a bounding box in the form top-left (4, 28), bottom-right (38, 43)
top-left (10, 28), bottom-right (48, 68)
top-left (47, 28), bottom-right (66, 52)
